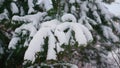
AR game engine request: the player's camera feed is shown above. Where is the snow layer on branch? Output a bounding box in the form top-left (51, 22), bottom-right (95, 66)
top-left (81, 1), bottom-right (89, 12)
top-left (24, 19), bottom-right (93, 62)
top-left (8, 37), bottom-right (20, 49)
top-left (24, 19), bottom-right (60, 62)
top-left (14, 23), bottom-right (37, 37)
top-left (10, 2), bottom-right (19, 14)
top-left (46, 30), bottom-right (56, 60)
top-left (71, 23), bottom-right (93, 45)
top-left (0, 9), bottom-right (9, 21)
top-left (102, 26), bottom-right (119, 42)
top-left (20, 6), bottom-right (25, 16)
top-left (41, 19), bottom-right (60, 31)
top-left (71, 6), bottom-right (76, 13)
top-left (24, 28), bottom-right (56, 62)
top-left (24, 28), bottom-right (48, 62)
top-left (55, 22), bottom-right (93, 46)
top-left (28, 0), bottom-right (35, 14)
top-left (78, 17), bottom-right (93, 30)
top-left (112, 22), bottom-right (120, 33)
top-left (93, 11), bottom-right (102, 24)
top-left (86, 17), bottom-right (97, 25)
top-left (36, 0), bottom-right (53, 11)
top-left (71, 23), bottom-right (88, 45)
top-left (103, 0), bottom-right (120, 16)
top-left (96, 0), bottom-right (114, 21)
top-left (69, 0), bottom-right (75, 4)
top-left (61, 14), bottom-right (77, 22)
top-left (78, 23), bottom-right (93, 42)
top-left (55, 23), bottom-right (70, 45)
top-left (8, 23), bottom-right (37, 49)
top-left (12, 12), bottom-right (47, 28)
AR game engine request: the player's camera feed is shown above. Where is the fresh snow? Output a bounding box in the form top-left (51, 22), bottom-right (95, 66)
top-left (28, 0), bottom-right (53, 14)
top-left (70, 23), bottom-right (88, 45)
top-left (0, 9), bottom-right (9, 21)
top-left (102, 26), bottom-right (119, 42)
top-left (71, 6), bottom-right (76, 13)
top-left (12, 12), bottom-right (47, 29)
top-left (46, 30), bottom-right (57, 60)
top-left (8, 23), bottom-right (37, 49)
top-left (96, 0), bottom-right (114, 23)
top-left (55, 22), bottom-right (70, 45)
top-left (8, 0), bottom-right (120, 64)
top-left (24, 28), bottom-right (57, 62)
top-left (10, 2), bottom-right (19, 14)
top-left (103, 0), bottom-right (120, 16)
top-left (24, 18), bottom-right (93, 62)
top-left (93, 11), bottom-right (102, 24)
top-left (8, 37), bottom-right (20, 49)
top-left (20, 7), bottom-right (25, 16)
top-left (61, 13), bottom-right (77, 22)
top-left (3, 0), bottom-right (120, 67)
top-left (24, 20), bottom-right (60, 62)
top-left (112, 21), bottom-right (120, 34)
top-left (36, 0), bottom-right (53, 11)
top-left (24, 28), bottom-right (50, 62)
top-left (69, 0), bottom-right (75, 4)
top-left (28, 0), bottom-right (35, 14)
top-left (78, 23), bottom-right (93, 42)
top-left (41, 19), bottom-right (60, 32)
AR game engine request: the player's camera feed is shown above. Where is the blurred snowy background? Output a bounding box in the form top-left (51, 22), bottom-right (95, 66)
top-left (104, 0), bottom-right (120, 16)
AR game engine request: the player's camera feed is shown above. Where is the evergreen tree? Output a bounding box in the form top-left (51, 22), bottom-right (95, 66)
top-left (0, 0), bottom-right (120, 68)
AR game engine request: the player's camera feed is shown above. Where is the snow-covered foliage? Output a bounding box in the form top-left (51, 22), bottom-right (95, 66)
top-left (0, 9), bottom-right (9, 21)
top-left (102, 25), bottom-right (119, 42)
top-left (8, 12), bottom-right (47, 49)
top-left (28, 0), bottom-right (53, 14)
top-left (10, 2), bottom-right (19, 14)
top-left (104, 0), bottom-right (120, 16)
top-left (61, 13), bottom-right (77, 22)
top-left (36, 0), bottom-right (53, 11)
top-left (24, 27), bottom-right (57, 62)
top-left (107, 49), bottom-right (120, 68)
top-left (23, 14), bottom-right (93, 62)
top-left (8, 23), bottom-right (37, 49)
top-left (0, 0), bottom-right (120, 68)
top-left (12, 12), bottom-right (47, 29)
